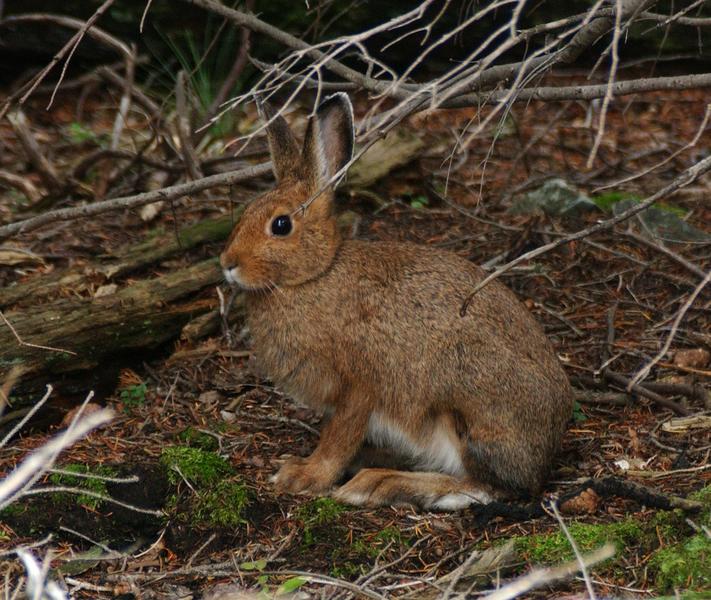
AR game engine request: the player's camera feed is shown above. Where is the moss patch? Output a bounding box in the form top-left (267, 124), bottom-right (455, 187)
top-left (49, 463), bottom-right (118, 509)
top-left (514, 519), bottom-right (643, 564)
top-left (159, 446), bottom-right (250, 529)
top-left (296, 498), bottom-right (349, 546)
top-left (650, 534), bottom-right (711, 592)
top-left (160, 446), bottom-right (231, 486)
top-left (176, 427), bottom-right (218, 451)
top-left (193, 480), bottom-right (250, 528)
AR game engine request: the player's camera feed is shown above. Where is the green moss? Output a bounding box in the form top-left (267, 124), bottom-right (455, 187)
top-left (591, 191), bottom-right (687, 216)
top-left (296, 497), bottom-right (348, 525)
top-left (49, 464), bottom-right (118, 509)
top-left (193, 480), bottom-right (250, 528)
top-left (160, 446), bottom-right (232, 486)
top-left (296, 498), bottom-right (349, 546)
top-left (650, 534), bottom-right (711, 592)
top-left (176, 427), bottom-right (218, 451)
top-left (689, 484), bottom-right (711, 511)
top-left (330, 561), bottom-right (366, 579)
top-left (515, 519), bottom-right (643, 564)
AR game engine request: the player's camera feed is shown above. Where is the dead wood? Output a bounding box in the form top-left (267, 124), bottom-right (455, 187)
top-left (0, 258), bottom-right (225, 388)
top-left (0, 212), bottom-right (241, 310)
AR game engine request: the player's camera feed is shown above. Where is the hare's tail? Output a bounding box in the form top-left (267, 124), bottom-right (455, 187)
top-left (332, 468), bottom-right (496, 511)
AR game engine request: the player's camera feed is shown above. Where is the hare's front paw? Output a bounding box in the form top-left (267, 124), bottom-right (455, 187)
top-left (273, 457), bottom-right (335, 495)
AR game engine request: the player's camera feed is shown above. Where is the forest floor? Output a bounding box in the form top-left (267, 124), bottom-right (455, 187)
top-left (0, 78), bottom-right (710, 599)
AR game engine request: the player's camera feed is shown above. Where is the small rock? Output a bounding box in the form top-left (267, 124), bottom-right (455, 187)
top-left (673, 348), bottom-right (710, 369)
top-left (221, 410), bottom-right (236, 423)
top-left (198, 390), bottom-right (223, 405)
top-left (94, 283), bottom-right (118, 298)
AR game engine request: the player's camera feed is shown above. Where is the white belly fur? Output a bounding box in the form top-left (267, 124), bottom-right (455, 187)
top-left (366, 412), bottom-right (466, 477)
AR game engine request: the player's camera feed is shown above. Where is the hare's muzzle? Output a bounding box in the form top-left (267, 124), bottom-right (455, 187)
top-left (220, 252), bottom-right (240, 286)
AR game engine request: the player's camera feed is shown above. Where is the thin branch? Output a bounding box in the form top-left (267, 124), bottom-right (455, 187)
top-left (483, 544), bottom-right (615, 600)
top-left (7, 109), bottom-right (63, 191)
top-left (175, 70), bottom-right (204, 179)
top-left (0, 400), bottom-right (112, 509)
top-left (460, 152), bottom-right (711, 316)
top-left (628, 268), bottom-right (711, 388)
top-left (0, 162), bottom-right (272, 240)
top-left (0, 310), bottom-right (77, 356)
top-left (624, 229), bottom-right (708, 280)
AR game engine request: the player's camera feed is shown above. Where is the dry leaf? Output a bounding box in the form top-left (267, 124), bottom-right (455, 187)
top-left (560, 488), bottom-right (600, 514)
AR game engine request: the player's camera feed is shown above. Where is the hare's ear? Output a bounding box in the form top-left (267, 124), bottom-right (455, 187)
top-left (302, 93), bottom-right (354, 194)
top-left (256, 99), bottom-right (301, 182)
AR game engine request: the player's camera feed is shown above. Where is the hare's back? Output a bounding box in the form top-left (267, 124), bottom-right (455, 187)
top-left (333, 240), bottom-right (542, 344)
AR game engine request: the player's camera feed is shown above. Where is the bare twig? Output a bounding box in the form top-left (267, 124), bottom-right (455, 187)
top-left (203, 0), bottom-right (255, 127)
top-left (175, 70), bottom-right (204, 180)
top-left (7, 109), bottom-right (63, 191)
top-left (550, 501), bottom-right (596, 600)
top-left (624, 229), bottom-right (708, 280)
top-left (628, 268), bottom-right (711, 388)
top-left (0, 310), bottom-right (77, 356)
top-left (460, 152), bottom-right (711, 316)
top-left (0, 1), bottom-right (124, 116)
top-left (0, 162), bottom-right (271, 240)
top-left (110, 45), bottom-right (136, 150)
top-left (0, 397), bottom-right (112, 509)
top-left (483, 544), bottom-right (615, 600)
top-left (0, 169), bottom-right (42, 204)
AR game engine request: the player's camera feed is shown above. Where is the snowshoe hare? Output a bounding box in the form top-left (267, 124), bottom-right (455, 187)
top-left (220, 93), bottom-right (572, 510)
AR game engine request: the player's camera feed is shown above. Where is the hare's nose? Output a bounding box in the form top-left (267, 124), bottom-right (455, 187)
top-left (220, 252), bottom-right (238, 270)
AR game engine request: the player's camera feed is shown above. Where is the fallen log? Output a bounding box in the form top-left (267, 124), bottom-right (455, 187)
top-left (0, 212), bottom-right (241, 309)
top-left (0, 258), bottom-right (228, 388)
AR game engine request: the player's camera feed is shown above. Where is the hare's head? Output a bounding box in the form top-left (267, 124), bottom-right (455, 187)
top-left (220, 94), bottom-right (354, 290)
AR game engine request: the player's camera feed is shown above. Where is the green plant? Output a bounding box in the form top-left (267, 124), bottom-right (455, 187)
top-left (160, 446), bottom-right (232, 486)
top-left (409, 194), bottom-right (429, 209)
top-left (572, 400), bottom-right (587, 423)
top-left (119, 383), bottom-right (147, 410)
top-left (296, 497), bottom-right (348, 546)
top-left (592, 191), bottom-right (686, 216)
top-left (66, 122), bottom-right (106, 146)
top-left (650, 534), bottom-right (711, 592)
top-left (193, 480), bottom-right (250, 528)
top-left (514, 519), bottom-right (643, 564)
top-left (150, 15), bottom-right (248, 137)
top-left (176, 427), bottom-right (219, 451)
top-left (49, 463), bottom-right (118, 509)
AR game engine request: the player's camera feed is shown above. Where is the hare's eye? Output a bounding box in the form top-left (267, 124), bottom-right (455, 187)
top-left (271, 214), bottom-right (292, 236)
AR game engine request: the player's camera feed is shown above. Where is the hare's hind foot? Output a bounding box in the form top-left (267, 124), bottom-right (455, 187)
top-left (332, 468), bottom-right (497, 511)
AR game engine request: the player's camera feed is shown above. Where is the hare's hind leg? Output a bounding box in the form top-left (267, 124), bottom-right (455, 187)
top-left (332, 468), bottom-right (497, 511)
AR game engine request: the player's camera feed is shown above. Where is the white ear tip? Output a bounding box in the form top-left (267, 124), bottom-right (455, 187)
top-left (324, 92), bottom-right (354, 115)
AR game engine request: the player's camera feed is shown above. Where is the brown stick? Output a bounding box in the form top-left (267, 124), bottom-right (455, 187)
top-left (0, 170), bottom-right (42, 204)
top-left (175, 71), bottom-right (203, 180)
top-left (602, 370), bottom-right (691, 416)
top-left (624, 229), bottom-right (707, 280)
top-left (0, 2), bottom-right (123, 117)
top-left (7, 109), bottom-right (63, 191)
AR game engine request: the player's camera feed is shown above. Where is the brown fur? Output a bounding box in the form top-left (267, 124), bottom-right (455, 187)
top-left (220, 94), bottom-right (573, 510)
